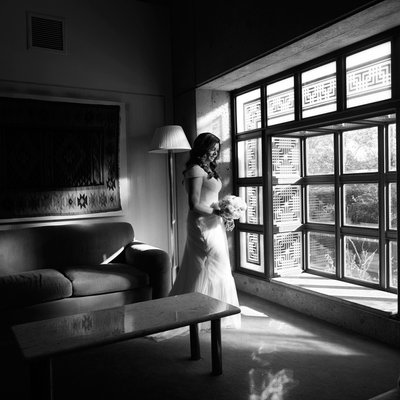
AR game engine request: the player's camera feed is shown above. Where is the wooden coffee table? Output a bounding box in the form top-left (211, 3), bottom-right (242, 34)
top-left (12, 292), bottom-right (241, 400)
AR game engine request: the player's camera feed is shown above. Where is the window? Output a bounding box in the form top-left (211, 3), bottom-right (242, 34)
top-left (307, 185), bottom-right (335, 224)
top-left (236, 136), bottom-right (264, 275)
top-left (346, 41), bottom-right (391, 108)
top-left (233, 34), bottom-right (398, 294)
top-left (308, 232), bottom-right (336, 274)
top-left (239, 231), bottom-right (264, 273)
top-left (239, 186), bottom-right (263, 225)
top-left (306, 135), bottom-right (334, 175)
top-left (267, 77), bottom-right (295, 125)
top-left (237, 138), bottom-right (262, 178)
top-left (342, 128), bottom-right (378, 174)
top-left (235, 89), bottom-right (261, 133)
top-left (302, 62), bottom-right (336, 118)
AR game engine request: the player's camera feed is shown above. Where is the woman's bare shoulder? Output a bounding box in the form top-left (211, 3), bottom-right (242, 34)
top-left (184, 164), bottom-right (207, 178)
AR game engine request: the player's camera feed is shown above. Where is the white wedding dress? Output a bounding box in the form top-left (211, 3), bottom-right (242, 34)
top-left (148, 165), bottom-right (241, 341)
top-left (170, 165), bottom-right (241, 329)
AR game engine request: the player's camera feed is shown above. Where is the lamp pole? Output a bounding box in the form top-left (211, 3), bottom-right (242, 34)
top-left (168, 149), bottom-right (178, 284)
top-left (149, 125), bottom-right (191, 288)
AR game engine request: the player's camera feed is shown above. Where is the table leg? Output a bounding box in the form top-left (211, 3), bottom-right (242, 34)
top-left (30, 357), bottom-right (54, 400)
top-left (211, 319), bottom-right (222, 375)
top-left (190, 324), bottom-right (201, 360)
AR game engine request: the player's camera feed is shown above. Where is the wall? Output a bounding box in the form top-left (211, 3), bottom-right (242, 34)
top-left (0, 0), bottom-right (174, 252)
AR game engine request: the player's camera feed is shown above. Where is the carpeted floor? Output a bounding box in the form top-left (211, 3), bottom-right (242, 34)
top-left (3, 291), bottom-right (400, 400)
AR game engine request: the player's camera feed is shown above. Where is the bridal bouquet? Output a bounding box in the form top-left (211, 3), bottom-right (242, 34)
top-left (212, 194), bottom-right (247, 231)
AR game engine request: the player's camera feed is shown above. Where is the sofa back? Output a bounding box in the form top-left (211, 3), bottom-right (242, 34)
top-left (0, 222), bottom-right (134, 276)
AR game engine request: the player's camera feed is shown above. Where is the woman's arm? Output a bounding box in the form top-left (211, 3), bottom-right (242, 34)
top-left (187, 177), bottom-right (219, 216)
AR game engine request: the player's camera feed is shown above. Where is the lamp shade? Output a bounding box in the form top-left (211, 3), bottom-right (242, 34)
top-left (149, 125), bottom-right (191, 153)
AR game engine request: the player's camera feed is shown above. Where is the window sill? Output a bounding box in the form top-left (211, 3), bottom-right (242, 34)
top-left (272, 272), bottom-right (398, 317)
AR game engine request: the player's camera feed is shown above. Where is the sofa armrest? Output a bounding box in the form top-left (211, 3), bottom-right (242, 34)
top-left (124, 241), bottom-right (171, 299)
top-left (369, 389), bottom-right (400, 400)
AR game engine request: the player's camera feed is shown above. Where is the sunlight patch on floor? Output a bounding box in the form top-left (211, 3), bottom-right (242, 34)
top-left (240, 305), bottom-right (270, 318)
top-left (252, 337), bottom-right (367, 356)
top-left (236, 316), bottom-right (368, 355)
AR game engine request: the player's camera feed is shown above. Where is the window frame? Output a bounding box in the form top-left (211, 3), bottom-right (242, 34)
top-left (232, 29), bottom-right (400, 294)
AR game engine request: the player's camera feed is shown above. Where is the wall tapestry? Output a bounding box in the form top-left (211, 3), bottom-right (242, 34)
top-left (0, 96), bottom-right (121, 219)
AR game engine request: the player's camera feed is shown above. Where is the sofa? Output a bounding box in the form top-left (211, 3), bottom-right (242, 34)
top-left (370, 389), bottom-right (400, 400)
top-left (0, 221), bottom-right (171, 332)
top-left (369, 375), bottom-right (400, 399)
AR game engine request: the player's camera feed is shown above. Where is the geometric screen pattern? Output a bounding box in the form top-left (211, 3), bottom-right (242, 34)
top-left (267, 88), bottom-right (294, 124)
top-left (274, 232), bottom-right (302, 275)
top-left (245, 139), bottom-right (261, 177)
top-left (272, 137), bottom-right (300, 177)
top-left (240, 186), bottom-right (262, 225)
top-left (239, 231), bottom-right (264, 273)
top-left (347, 58), bottom-right (391, 106)
top-left (302, 75), bottom-right (336, 116)
top-left (273, 185), bottom-right (301, 226)
top-left (243, 98), bottom-right (261, 131)
top-left (246, 232), bottom-right (261, 265)
top-left (238, 138), bottom-right (262, 178)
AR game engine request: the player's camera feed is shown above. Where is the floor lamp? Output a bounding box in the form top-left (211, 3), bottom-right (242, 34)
top-left (149, 125), bottom-right (191, 286)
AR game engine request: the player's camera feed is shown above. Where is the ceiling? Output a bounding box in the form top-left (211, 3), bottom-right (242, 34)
top-left (199, 0), bottom-right (400, 92)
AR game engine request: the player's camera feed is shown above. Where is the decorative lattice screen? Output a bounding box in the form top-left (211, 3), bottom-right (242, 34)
top-left (302, 62), bottom-right (336, 118)
top-left (267, 89), bottom-right (294, 124)
top-left (239, 231), bottom-right (264, 273)
top-left (274, 232), bottom-right (302, 275)
top-left (240, 186), bottom-right (262, 225)
top-left (346, 42), bottom-right (391, 107)
top-left (272, 137), bottom-right (300, 178)
top-left (245, 139), bottom-right (258, 177)
top-left (243, 99), bottom-right (261, 131)
top-left (273, 185), bottom-right (301, 226)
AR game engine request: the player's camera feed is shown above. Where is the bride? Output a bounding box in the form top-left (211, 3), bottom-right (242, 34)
top-left (169, 132), bottom-right (241, 330)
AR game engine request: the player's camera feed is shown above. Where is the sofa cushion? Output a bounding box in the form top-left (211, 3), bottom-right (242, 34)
top-left (0, 269), bottom-right (73, 308)
top-left (60, 263), bottom-right (149, 296)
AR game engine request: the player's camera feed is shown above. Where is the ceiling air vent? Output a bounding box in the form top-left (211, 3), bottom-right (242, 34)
top-left (27, 13), bottom-right (66, 54)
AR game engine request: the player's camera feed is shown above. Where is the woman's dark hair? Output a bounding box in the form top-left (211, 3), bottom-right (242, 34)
top-left (185, 132), bottom-right (220, 179)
